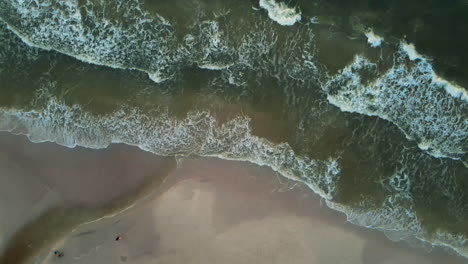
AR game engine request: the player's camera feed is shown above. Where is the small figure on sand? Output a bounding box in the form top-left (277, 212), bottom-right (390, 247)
top-left (54, 250), bottom-right (64, 258)
top-left (115, 235), bottom-right (123, 241)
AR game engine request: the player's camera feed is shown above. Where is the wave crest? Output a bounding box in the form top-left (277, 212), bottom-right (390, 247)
top-left (258, 0), bottom-right (301, 26)
top-left (324, 45), bottom-right (468, 162)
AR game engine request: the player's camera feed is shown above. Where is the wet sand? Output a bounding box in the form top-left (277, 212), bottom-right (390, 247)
top-left (0, 133), bottom-right (465, 263)
top-left (0, 132), bottom-right (176, 263)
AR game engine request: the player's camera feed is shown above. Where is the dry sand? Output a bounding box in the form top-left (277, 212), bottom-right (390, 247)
top-left (0, 132), bottom-right (465, 264)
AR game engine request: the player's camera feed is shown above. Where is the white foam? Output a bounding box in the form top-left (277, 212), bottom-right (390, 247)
top-left (324, 45), bottom-right (468, 161)
top-left (1, 0), bottom-right (319, 90)
top-left (0, 95), bottom-right (467, 259)
top-left (400, 42), bottom-right (424, 61)
top-left (147, 72), bottom-right (168, 83)
top-left (191, 21), bottom-right (235, 71)
top-left (0, 96), bottom-right (341, 202)
top-left (1, 0), bottom-right (181, 82)
top-left (2, 4), bottom-right (468, 258)
top-left (432, 72), bottom-right (468, 102)
top-left (259, 0), bottom-right (301, 26)
top-left (364, 29), bottom-right (383, 48)
top-left (198, 63), bottom-right (232, 70)
top-left (400, 41), bottom-right (468, 102)
top-left (327, 192), bottom-right (468, 259)
top-left (309, 17), bottom-right (319, 24)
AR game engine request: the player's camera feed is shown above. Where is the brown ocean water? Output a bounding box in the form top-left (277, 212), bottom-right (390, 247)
top-left (0, 0), bottom-right (467, 260)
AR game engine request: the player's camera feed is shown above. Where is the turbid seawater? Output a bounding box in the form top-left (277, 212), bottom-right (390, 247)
top-left (0, 0), bottom-right (467, 260)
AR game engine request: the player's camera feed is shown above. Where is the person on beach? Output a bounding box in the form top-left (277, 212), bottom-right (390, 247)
top-left (54, 251), bottom-right (64, 258)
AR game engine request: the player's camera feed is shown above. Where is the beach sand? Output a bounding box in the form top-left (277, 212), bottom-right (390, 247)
top-left (0, 133), bottom-right (175, 263)
top-left (0, 133), bottom-right (465, 264)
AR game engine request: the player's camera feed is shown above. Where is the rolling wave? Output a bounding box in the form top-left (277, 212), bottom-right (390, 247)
top-left (0, 0), bottom-right (468, 259)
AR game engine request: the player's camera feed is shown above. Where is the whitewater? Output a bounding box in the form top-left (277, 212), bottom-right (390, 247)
top-left (0, 0), bottom-right (467, 259)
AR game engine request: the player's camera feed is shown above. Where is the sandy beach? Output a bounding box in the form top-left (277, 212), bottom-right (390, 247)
top-left (0, 133), bottom-right (465, 264)
top-left (0, 133), bottom-right (175, 263)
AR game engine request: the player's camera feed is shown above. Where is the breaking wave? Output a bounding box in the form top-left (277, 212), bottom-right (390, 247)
top-left (0, 0), bottom-right (468, 259)
top-left (364, 29), bottom-right (383, 48)
top-left (0, 0), bottom-right (180, 82)
top-left (0, 96), bottom-right (340, 200)
top-left (0, 94), bottom-right (467, 258)
top-left (258, 0), bottom-right (302, 26)
top-left (1, 0), bottom-right (465, 164)
top-left (0, 0), bottom-right (315, 85)
top-left (324, 43), bottom-right (468, 163)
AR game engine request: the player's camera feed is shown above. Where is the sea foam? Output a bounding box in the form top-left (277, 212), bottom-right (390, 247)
top-left (364, 29), bottom-right (383, 48)
top-left (0, 0), bottom-right (316, 88)
top-left (0, 0), bottom-right (182, 82)
top-left (259, 0), bottom-right (301, 26)
top-left (400, 42), bottom-right (468, 101)
top-left (324, 43), bottom-right (468, 162)
top-left (1, 96), bottom-right (467, 258)
top-left (0, 96), bottom-right (341, 201)
top-left (1, 2), bottom-right (468, 259)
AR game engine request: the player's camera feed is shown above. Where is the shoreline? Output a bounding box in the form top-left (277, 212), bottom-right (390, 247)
top-left (0, 132), bottom-right (465, 263)
top-left (0, 132), bottom-right (176, 263)
top-left (3, 127), bottom-right (468, 260)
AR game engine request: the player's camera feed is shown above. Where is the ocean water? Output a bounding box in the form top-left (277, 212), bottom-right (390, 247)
top-left (0, 0), bottom-right (467, 259)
